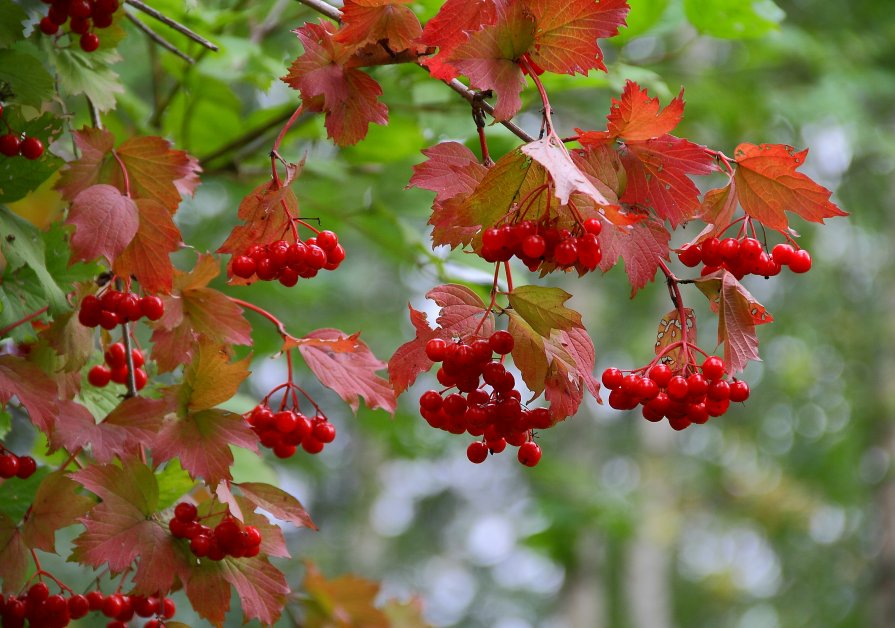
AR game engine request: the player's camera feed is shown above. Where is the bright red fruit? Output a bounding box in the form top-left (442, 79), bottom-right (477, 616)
top-left (88, 364), bottom-right (112, 387)
top-left (701, 356), bottom-right (726, 380)
top-left (467, 441), bottom-right (488, 463)
top-left (80, 33), bottom-right (101, 52)
top-left (517, 442), bottom-right (542, 467)
top-left (15, 456), bottom-right (37, 479)
top-left (0, 134), bottom-right (20, 157)
top-left (140, 295), bottom-right (165, 320)
top-left (789, 249), bottom-right (812, 273)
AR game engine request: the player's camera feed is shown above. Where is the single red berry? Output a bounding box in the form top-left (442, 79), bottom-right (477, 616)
top-left (315, 230), bottom-right (338, 251)
top-left (701, 356), bottom-right (726, 380)
top-left (719, 237), bottom-right (740, 264)
top-left (730, 380), bottom-right (750, 402)
top-left (771, 243), bottom-right (795, 265)
top-left (133, 596), bottom-right (159, 618)
top-left (301, 436), bottom-right (324, 454)
top-left (133, 368), bottom-right (148, 390)
top-left (46, 593), bottom-right (68, 614)
top-left (95, 0), bottom-right (120, 13)
top-left (243, 525), bottom-right (262, 547)
top-left (214, 519), bottom-right (242, 547)
top-left (39, 16), bottom-right (60, 34)
top-left (707, 379), bottom-right (731, 401)
top-left (190, 534), bottom-right (212, 557)
top-left (425, 338), bottom-right (448, 362)
top-left (686, 373), bottom-right (709, 399)
top-left (28, 582), bottom-right (50, 603)
top-left (118, 292), bottom-right (142, 321)
top-left (522, 234), bottom-right (546, 258)
top-left (677, 244), bottom-right (702, 267)
top-left (274, 410), bottom-right (298, 434)
top-left (0, 454), bottom-right (19, 479)
top-left (168, 517), bottom-right (193, 538)
top-left (129, 348), bottom-right (145, 368)
top-left (47, 5), bottom-right (68, 25)
top-left (700, 237), bottom-right (723, 266)
top-left (312, 421), bottom-right (336, 443)
top-left (489, 330), bottom-right (514, 355)
top-left (666, 376), bottom-right (689, 401)
top-left (68, 594), bottom-right (90, 619)
top-left (273, 442), bottom-right (297, 458)
top-left (306, 244), bottom-right (327, 269)
top-left (174, 502), bottom-right (197, 522)
top-left (325, 243), bottom-right (346, 268)
top-left (86, 591), bottom-right (105, 611)
top-left (80, 33), bottom-right (100, 53)
top-left (104, 342), bottom-right (127, 368)
top-left (583, 217), bottom-right (603, 236)
top-left (69, 16), bottom-right (92, 34)
top-left (467, 441), bottom-right (489, 464)
top-left (0, 133), bottom-right (20, 157)
top-left (419, 390), bottom-right (442, 412)
top-left (232, 255), bottom-right (256, 278)
top-left (109, 365), bottom-right (129, 385)
top-left (70, 0), bottom-right (92, 17)
top-left (553, 239), bottom-right (578, 266)
top-left (140, 295), bottom-right (164, 320)
top-left (648, 363), bottom-right (673, 387)
top-left (162, 597), bottom-right (176, 618)
top-left (145, 620), bottom-right (161, 628)
top-left (788, 249), bottom-right (812, 273)
top-left (517, 441), bottom-right (542, 467)
top-left (601, 367), bottom-right (624, 390)
top-left (739, 237), bottom-right (763, 262)
top-left (93, 11), bottom-right (114, 28)
top-left (88, 364), bottom-right (112, 387)
top-left (15, 456), bottom-right (37, 479)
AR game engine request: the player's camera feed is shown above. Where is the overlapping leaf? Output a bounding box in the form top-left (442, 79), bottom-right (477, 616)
top-left (419, 0), bottom-right (498, 80)
top-left (301, 562), bottom-right (389, 628)
top-left (236, 482), bottom-right (317, 530)
top-left (65, 184), bottom-right (139, 266)
top-left (113, 198), bottom-right (182, 294)
top-left (599, 217), bottom-right (670, 295)
top-left (733, 143), bottom-right (847, 231)
top-left (606, 80), bottom-right (685, 141)
top-left (335, 0), bottom-right (422, 52)
top-left (0, 355), bottom-right (60, 433)
top-left (22, 471), bottom-right (94, 553)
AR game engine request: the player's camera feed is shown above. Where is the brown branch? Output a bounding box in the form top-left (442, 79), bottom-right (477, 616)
top-left (126, 11), bottom-right (195, 63)
top-left (124, 0), bottom-right (219, 51)
top-left (294, 0), bottom-right (537, 143)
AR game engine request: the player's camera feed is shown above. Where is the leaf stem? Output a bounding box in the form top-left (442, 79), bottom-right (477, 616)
top-left (0, 306), bottom-right (49, 338)
top-left (111, 150), bottom-right (132, 197)
top-left (657, 259), bottom-right (695, 368)
top-left (226, 296), bottom-right (293, 341)
top-left (520, 56), bottom-right (554, 136)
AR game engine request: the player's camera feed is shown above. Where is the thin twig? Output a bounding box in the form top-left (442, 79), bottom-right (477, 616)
top-left (86, 97), bottom-right (102, 128)
top-left (294, 0), bottom-right (537, 143)
top-left (124, 0), bottom-right (219, 51)
top-left (126, 11), bottom-right (195, 63)
top-left (199, 106), bottom-right (302, 166)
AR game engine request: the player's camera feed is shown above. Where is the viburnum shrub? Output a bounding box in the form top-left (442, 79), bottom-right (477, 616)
top-left (0, 0), bottom-right (846, 625)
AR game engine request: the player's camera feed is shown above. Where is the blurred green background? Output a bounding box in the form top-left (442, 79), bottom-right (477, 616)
top-left (13, 0), bottom-right (895, 625)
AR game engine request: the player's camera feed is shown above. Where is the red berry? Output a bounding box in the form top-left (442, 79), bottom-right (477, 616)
top-left (87, 591), bottom-right (105, 611)
top-left (15, 456), bottom-right (36, 479)
top-left (39, 16), bottom-right (59, 34)
top-left (28, 582), bottom-right (50, 603)
top-left (174, 502), bottom-right (197, 522)
top-left (517, 441), bottom-right (542, 467)
top-left (133, 596), bottom-right (159, 618)
top-left (425, 338), bottom-right (448, 362)
top-left (489, 330), bottom-right (514, 355)
top-left (739, 237), bottom-right (763, 262)
top-left (190, 534), bottom-right (212, 557)
top-left (80, 33), bottom-right (100, 53)
top-left (69, 594), bottom-right (90, 619)
top-left (88, 364), bottom-right (112, 387)
top-left (701, 356), bottom-right (725, 380)
top-left (730, 380), bottom-right (750, 402)
top-left (243, 525), bottom-right (262, 547)
top-left (162, 597), bottom-right (176, 618)
top-left (93, 11), bottom-right (114, 28)
top-left (232, 255), bottom-right (256, 278)
top-left (522, 234), bottom-right (546, 258)
top-left (678, 244), bottom-right (702, 267)
top-left (601, 367), bottom-right (624, 389)
top-left (109, 365), bottom-right (128, 384)
top-left (467, 441), bottom-right (488, 464)
top-left (104, 342), bottom-right (127, 368)
top-left (788, 249), bottom-right (812, 273)
top-left (70, 0), bottom-right (92, 17)
top-left (129, 348), bottom-right (145, 368)
top-left (771, 243), bottom-right (795, 265)
top-left (133, 368), bottom-right (148, 390)
top-left (648, 363), bottom-right (673, 387)
top-left (707, 379), bottom-right (731, 401)
top-left (553, 239), bottom-right (578, 266)
top-left (312, 421), bottom-right (336, 443)
top-left (301, 436), bottom-right (324, 454)
top-left (102, 595), bottom-right (124, 618)
top-left (306, 244), bottom-right (327, 269)
top-left (583, 217), bottom-right (603, 236)
top-left (118, 293), bottom-right (142, 321)
top-left (274, 410), bottom-right (298, 434)
top-left (95, 0), bottom-right (120, 13)
top-left (316, 230), bottom-right (338, 251)
top-left (419, 390), bottom-right (442, 412)
top-left (700, 237), bottom-right (722, 266)
top-left (719, 237), bottom-right (740, 264)
top-left (666, 376), bottom-right (689, 401)
top-left (140, 295), bottom-right (164, 320)
top-left (69, 16), bottom-right (92, 34)
top-left (48, 5), bottom-right (68, 25)
top-left (0, 454), bottom-right (19, 478)
top-left (0, 133), bottom-right (20, 157)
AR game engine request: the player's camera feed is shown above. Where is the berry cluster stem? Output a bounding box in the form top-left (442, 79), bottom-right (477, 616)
top-left (658, 259), bottom-right (695, 368)
top-left (227, 296), bottom-right (292, 340)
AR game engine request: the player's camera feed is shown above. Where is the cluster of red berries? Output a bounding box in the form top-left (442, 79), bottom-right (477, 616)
top-left (230, 230), bottom-right (345, 286)
top-left (87, 343), bottom-right (147, 390)
top-left (37, 0), bottom-right (120, 53)
top-left (78, 290), bottom-right (164, 329)
top-left (480, 217), bottom-right (603, 273)
top-left (169, 502), bottom-right (262, 560)
top-left (0, 446), bottom-right (37, 480)
top-left (0, 583), bottom-right (174, 628)
top-left (246, 403), bottom-right (336, 458)
top-left (419, 331), bottom-right (547, 467)
top-left (678, 236), bottom-right (811, 278)
top-left (602, 356), bottom-right (749, 430)
top-left (0, 105), bottom-right (45, 161)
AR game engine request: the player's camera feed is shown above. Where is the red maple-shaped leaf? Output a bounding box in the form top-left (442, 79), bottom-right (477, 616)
top-left (335, 0), bottom-right (422, 52)
top-left (419, 0), bottom-right (498, 80)
top-left (71, 460), bottom-right (189, 595)
top-left (543, 327), bottom-right (600, 420)
top-left (521, 134), bottom-right (615, 206)
top-left (693, 179), bottom-right (738, 242)
top-left (66, 184), bottom-right (139, 266)
top-left (507, 311), bottom-right (547, 397)
top-left (448, 1), bottom-right (535, 121)
top-left (184, 555), bottom-right (289, 627)
top-left (114, 198), bottom-right (182, 294)
top-left (235, 482), bottom-right (317, 531)
top-left (151, 255), bottom-right (252, 372)
top-left (51, 395), bottom-right (171, 464)
top-left (0, 355), bottom-right (60, 434)
top-left (290, 329), bottom-right (396, 414)
top-left (22, 471), bottom-right (95, 553)
top-left (599, 217), bottom-right (670, 295)
top-left (734, 143), bottom-right (847, 231)
top-left (606, 80), bottom-right (685, 141)
top-left (696, 270), bottom-right (774, 374)
top-left (525, 0), bottom-right (629, 75)
top-left (56, 129), bottom-right (200, 212)
top-left (408, 141), bottom-right (489, 248)
top-left (0, 514), bottom-right (28, 592)
top-left (388, 284), bottom-right (493, 395)
top-left (283, 21), bottom-right (388, 146)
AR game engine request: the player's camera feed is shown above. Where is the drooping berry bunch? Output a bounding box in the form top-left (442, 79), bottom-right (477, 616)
top-left (0, 105), bottom-right (45, 161)
top-left (169, 502), bottom-right (262, 560)
top-left (419, 331), bottom-right (548, 467)
top-left (78, 290), bottom-right (164, 329)
top-left (0, 582), bottom-right (174, 628)
top-left (602, 355), bottom-right (749, 431)
top-left (0, 445), bottom-right (37, 480)
top-left (246, 403), bottom-right (336, 459)
top-left (479, 217), bottom-right (603, 274)
top-left (86, 342), bottom-right (148, 390)
top-left (230, 230), bottom-right (345, 286)
top-left (678, 236), bottom-right (811, 278)
top-left (37, 0), bottom-right (120, 53)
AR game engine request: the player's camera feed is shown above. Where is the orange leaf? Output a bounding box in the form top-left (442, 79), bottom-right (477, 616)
top-left (114, 198), bottom-right (182, 294)
top-left (335, 0), bottom-right (422, 52)
top-left (606, 80), bottom-right (685, 141)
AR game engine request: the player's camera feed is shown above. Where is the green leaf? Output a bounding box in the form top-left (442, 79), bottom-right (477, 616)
top-left (507, 285), bottom-right (582, 338)
top-left (0, 110), bottom-right (64, 203)
top-left (0, 205), bottom-right (68, 314)
top-left (50, 47), bottom-right (123, 112)
top-left (0, 50), bottom-right (54, 108)
top-left (683, 0), bottom-right (784, 39)
top-left (618, 0), bottom-right (672, 38)
top-left (0, 466), bottom-right (51, 523)
top-left (156, 460), bottom-right (197, 511)
top-left (0, 409), bottom-right (10, 439)
top-left (0, 1), bottom-right (28, 48)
